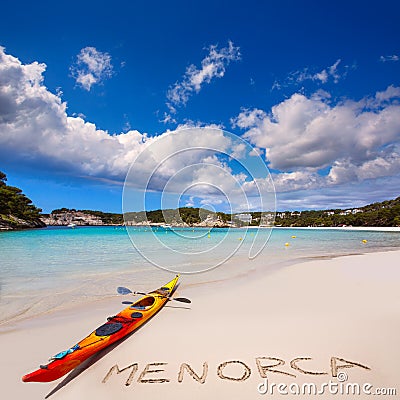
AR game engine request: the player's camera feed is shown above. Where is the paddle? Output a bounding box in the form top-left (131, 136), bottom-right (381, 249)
top-left (117, 286), bottom-right (191, 304)
top-left (117, 287), bottom-right (133, 295)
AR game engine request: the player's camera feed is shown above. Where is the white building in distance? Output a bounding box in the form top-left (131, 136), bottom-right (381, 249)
top-left (235, 213), bottom-right (252, 223)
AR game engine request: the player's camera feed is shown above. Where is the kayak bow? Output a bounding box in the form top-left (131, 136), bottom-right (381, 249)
top-left (22, 275), bottom-right (180, 383)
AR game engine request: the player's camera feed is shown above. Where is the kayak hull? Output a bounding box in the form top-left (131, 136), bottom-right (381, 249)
top-left (22, 275), bottom-right (179, 383)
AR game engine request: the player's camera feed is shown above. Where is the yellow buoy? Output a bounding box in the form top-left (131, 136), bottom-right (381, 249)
top-left (291, 235), bottom-right (297, 238)
top-left (362, 239), bottom-right (368, 243)
top-left (207, 233), bottom-right (211, 238)
top-left (285, 242), bottom-right (290, 246)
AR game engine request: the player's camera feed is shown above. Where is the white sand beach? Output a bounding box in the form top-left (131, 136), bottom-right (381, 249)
top-left (1, 250), bottom-right (399, 399)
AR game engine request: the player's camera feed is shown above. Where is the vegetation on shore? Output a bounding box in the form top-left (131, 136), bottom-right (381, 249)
top-left (0, 171), bottom-right (45, 230)
top-left (274, 197), bottom-right (400, 227)
top-left (125, 207), bottom-right (230, 225)
top-left (45, 197), bottom-right (400, 227)
top-left (42, 207), bottom-right (229, 226)
top-left (1, 167), bottom-right (399, 229)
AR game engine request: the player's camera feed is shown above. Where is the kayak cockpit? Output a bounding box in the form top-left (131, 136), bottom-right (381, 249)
top-left (130, 296), bottom-right (156, 310)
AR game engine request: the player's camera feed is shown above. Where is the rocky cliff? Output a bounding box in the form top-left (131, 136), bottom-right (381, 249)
top-left (41, 210), bottom-right (104, 226)
top-left (0, 214), bottom-right (46, 230)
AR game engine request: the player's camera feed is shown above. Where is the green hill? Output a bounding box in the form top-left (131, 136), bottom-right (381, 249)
top-left (47, 197), bottom-right (400, 228)
top-left (124, 207), bottom-right (230, 225)
top-left (274, 197), bottom-right (400, 227)
top-left (2, 167), bottom-right (399, 229)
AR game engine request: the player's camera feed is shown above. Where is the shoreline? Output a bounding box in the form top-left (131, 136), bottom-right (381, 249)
top-left (2, 241), bottom-right (400, 331)
top-left (2, 224), bottom-right (400, 233)
top-left (2, 237), bottom-right (400, 331)
top-left (1, 249), bottom-right (399, 399)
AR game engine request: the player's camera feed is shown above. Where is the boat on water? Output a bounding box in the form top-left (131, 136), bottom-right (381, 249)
top-left (67, 223), bottom-right (76, 228)
top-left (160, 224), bottom-right (173, 230)
top-left (22, 275), bottom-right (180, 383)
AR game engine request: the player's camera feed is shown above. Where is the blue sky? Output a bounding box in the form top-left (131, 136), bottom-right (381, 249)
top-left (0, 0), bottom-right (399, 212)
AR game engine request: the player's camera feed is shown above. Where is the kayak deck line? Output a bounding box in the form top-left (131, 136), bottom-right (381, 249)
top-left (22, 275), bottom-right (180, 383)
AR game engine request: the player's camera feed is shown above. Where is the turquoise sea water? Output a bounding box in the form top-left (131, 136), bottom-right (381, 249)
top-left (1, 226), bottom-right (399, 326)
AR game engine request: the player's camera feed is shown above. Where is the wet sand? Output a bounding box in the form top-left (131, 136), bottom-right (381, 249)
top-left (1, 250), bottom-right (399, 399)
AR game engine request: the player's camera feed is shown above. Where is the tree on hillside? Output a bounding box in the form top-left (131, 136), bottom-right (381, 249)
top-left (0, 171), bottom-right (42, 221)
top-left (0, 171), bottom-right (6, 185)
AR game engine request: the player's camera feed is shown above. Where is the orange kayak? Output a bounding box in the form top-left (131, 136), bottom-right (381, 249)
top-left (22, 275), bottom-right (180, 382)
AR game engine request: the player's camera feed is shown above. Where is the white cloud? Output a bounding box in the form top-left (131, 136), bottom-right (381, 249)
top-left (70, 47), bottom-right (113, 90)
top-left (0, 48), bottom-right (221, 186)
top-left (327, 59), bottom-right (342, 83)
top-left (0, 48), bottom-right (266, 214)
top-left (233, 86), bottom-right (400, 191)
top-left (272, 59), bottom-right (350, 91)
top-left (160, 112), bottom-right (177, 124)
top-left (374, 85), bottom-right (400, 102)
top-left (271, 170), bottom-right (322, 192)
top-left (165, 41), bottom-right (240, 116)
top-left (2, 47), bottom-right (398, 211)
top-left (380, 55), bottom-right (399, 62)
top-left (200, 197), bottom-right (223, 206)
top-left (231, 108), bottom-right (267, 129)
top-left (276, 175), bottom-right (400, 211)
top-left (0, 47), bottom-right (149, 179)
top-left (184, 196), bottom-right (195, 207)
top-left (328, 148), bottom-right (400, 184)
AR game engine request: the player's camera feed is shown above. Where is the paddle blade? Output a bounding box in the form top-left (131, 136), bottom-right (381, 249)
top-left (117, 286), bottom-right (132, 295)
top-left (173, 297), bottom-right (191, 304)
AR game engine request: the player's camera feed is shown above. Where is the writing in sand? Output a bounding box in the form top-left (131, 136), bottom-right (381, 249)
top-left (102, 356), bottom-right (371, 386)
